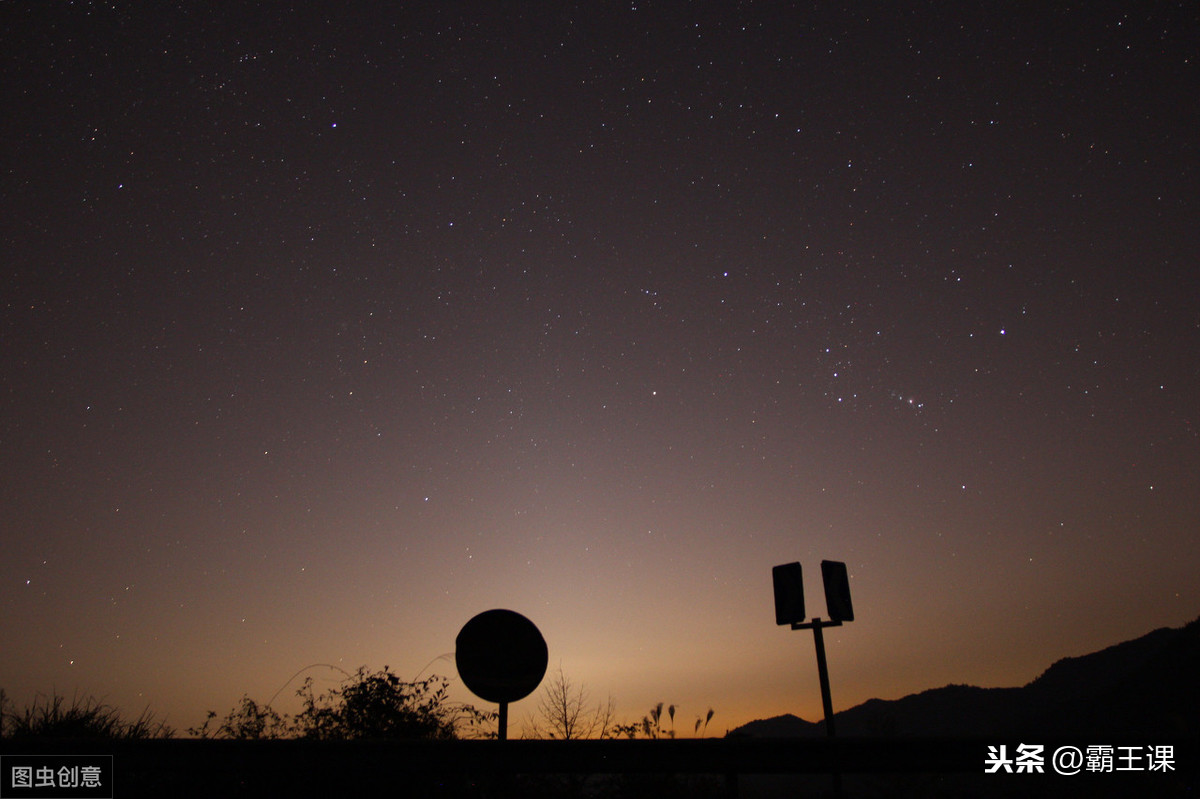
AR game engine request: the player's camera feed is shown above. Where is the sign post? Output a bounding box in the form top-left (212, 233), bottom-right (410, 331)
top-left (456, 609), bottom-right (548, 740)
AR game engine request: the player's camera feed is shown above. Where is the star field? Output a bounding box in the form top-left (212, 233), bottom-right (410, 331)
top-left (2, 1), bottom-right (1198, 733)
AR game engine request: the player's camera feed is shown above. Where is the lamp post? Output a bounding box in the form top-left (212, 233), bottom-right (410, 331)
top-left (773, 560), bottom-right (855, 796)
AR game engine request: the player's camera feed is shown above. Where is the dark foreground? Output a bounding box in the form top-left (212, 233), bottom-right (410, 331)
top-left (2, 737), bottom-right (1195, 798)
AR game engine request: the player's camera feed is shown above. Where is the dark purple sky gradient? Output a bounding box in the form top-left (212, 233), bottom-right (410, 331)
top-left (3, 2), bottom-right (1197, 734)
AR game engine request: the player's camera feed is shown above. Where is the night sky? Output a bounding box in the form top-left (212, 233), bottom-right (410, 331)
top-left (3, 2), bottom-right (1198, 736)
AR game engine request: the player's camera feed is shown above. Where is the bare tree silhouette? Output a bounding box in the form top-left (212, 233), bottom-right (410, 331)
top-left (525, 665), bottom-right (616, 739)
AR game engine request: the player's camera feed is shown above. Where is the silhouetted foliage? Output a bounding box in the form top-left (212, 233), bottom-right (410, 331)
top-left (295, 667), bottom-right (460, 740)
top-left (0, 690), bottom-right (171, 740)
top-left (191, 666), bottom-right (494, 741)
top-left (187, 695), bottom-right (288, 739)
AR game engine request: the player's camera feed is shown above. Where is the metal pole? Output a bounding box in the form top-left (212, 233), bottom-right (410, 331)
top-left (811, 619), bottom-right (843, 798)
top-left (498, 701), bottom-right (508, 741)
top-left (811, 619), bottom-right (836, 738)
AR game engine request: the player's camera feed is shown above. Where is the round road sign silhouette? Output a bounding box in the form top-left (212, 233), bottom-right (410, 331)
top-left (455, 609), bottom-right (548, 704)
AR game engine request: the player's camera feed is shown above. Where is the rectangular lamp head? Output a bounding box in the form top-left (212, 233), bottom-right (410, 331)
top-left (821, 560), bottom-right (854, 622)
top-left (772, 562), bottom-right (805, 625)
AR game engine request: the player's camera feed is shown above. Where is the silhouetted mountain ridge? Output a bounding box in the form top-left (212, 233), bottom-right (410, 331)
top-left (730, 616), bottom-right (1199, 738)
top-left (727, 713), bottom-right (820, 738)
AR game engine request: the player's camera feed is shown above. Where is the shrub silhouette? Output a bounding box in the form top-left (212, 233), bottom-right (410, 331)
top-left (294, 667), bottom-right (462, 740)
top-left (188, 695), bottom-right (288, 740)
top-left (192, 666), bottom-right (494, 741)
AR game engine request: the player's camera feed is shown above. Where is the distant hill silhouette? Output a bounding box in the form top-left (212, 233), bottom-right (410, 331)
top-left (729, 713), bottom-right (821, 738)
top-left (730, 616), bottom-right (1199, 739)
